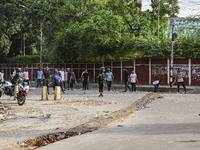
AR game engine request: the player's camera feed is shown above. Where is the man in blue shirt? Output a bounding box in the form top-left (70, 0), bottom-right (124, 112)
top-left (53, 68), bottom-right (61, 91)
top-left (37, 68), bottom-right (43, 87)
top-left (105, 68), bottom-right (114, 91)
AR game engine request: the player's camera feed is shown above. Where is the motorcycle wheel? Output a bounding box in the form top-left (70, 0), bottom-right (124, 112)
top-left (17, 95), bottom-right (26, 106)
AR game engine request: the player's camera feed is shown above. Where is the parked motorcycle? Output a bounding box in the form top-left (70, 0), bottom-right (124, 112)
top-left (0, 81), bottom-right (29, 106)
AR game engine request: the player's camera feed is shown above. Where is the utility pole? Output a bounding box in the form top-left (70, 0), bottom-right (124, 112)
top-left (23, 33), bottom-right (25, 56)
top-left (157, 0), bottom-right (160, 38)
top-left (40, 22), bottom-right (43, 67)
top-left (170, 0), bottom-right (175, 87)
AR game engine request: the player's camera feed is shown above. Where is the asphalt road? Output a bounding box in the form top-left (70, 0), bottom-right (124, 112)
top-left (38, 93), bottom-right (200, 150)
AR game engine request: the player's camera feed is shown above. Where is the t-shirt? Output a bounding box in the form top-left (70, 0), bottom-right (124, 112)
top-left (124, 70), bottom-right (129, 81)
top-left (153, 80), bottom-right (160, 85)
top-left (83, 72), bottom-right (89, 81)
top-left (54, 72), bottom-right (61, 83)
top-left (59, 71), bottom-right (65, 81)
top-left (98, 73), bottom-right (105, 84)
top-left (0, 72), bottom-right (4, 82)
top-left (37, 70), bottom-right (43, 79)
top-left (67, 72), bottom-right (71, 80)
top-left (23, 71), bottom-right (29, 80)
top-left (11, 74), bottom-right (19, 84)
top-left (12, 70), bottom-right (16, 77)
top-left (177, 72), bottom-right (184, 82)
top-left (130, 73), bottom-right (137, 83)
top-left (71, 72), bottom-right (75, 80)
top-left (43, 69), bottom-right (50, 79)
top-left (64, 72), bottom-right (68, 81)
top-left (19, 72), bottom-right (23, 81)
top-left (106, 72), bottom-right (112, 82)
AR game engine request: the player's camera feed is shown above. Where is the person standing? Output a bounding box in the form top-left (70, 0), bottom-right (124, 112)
top-left (105, 68), bottom-right (114, 91)
top-left (97, 67), bottom-right (105, 97)
top-left (67, 69), bottom-right (71, 90)
top-left (23, 68), bottom-right (29, 85)
top-left (64, 69), bottom-right (68, 90)
top-left (59, 68), bottom-right (65, 93)
top-left (0, 70), bottom-right (4, 83)
top-left (37, 68), bottom-right (43, 87)
top-left (130, 70), bottom-right (138, 92)
top-left (153, 80), bottom-right (161, 93)
top-left (123, 67), bottom-right (131, 92)
top-left (53, 68), bottom-right (61, 91)
top-left (70, 69), bottom-right (76, 90)
top-left (43, 66), bottom-right (51, 94)
top-left (172, 68), bottom-right (187, 93)
top-left (19, 68), bottom-right (24, 82)
top-left (83, 70), bottom-right (89, 90)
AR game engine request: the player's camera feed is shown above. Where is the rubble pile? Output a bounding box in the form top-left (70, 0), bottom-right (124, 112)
top-left (0, 102), bottom-right (8, 120)
top-left (22, 131), bottom-right (81, 148)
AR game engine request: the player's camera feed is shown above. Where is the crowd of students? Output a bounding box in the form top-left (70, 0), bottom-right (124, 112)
top-left (3, 66), bottom-right (186, 96)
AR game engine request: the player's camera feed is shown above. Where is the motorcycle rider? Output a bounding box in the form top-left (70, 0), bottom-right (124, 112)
top-left (11, 69), bottom-right (24, 85)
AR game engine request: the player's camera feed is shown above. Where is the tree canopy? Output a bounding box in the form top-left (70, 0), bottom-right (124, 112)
top-left (0, 0), bottom-right (200, 63)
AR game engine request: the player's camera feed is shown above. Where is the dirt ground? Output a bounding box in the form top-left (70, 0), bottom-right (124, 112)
top-left (0, 87), bottom-right (148, 150)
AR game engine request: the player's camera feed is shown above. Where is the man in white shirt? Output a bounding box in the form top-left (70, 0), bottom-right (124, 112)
top-left (23, 68), bottom-right (29, 85)
top-left (130, 70), bottom-right (138, 92)
top-left (153, 80), bottom-right (161, 93)
top-left (59, 68), bottom-right (65, 93)
top-left (0, 70), bottom-right (4, 83)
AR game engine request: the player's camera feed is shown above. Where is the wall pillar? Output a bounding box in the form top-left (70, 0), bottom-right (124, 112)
top-left (188, 58), bottom-right (191, 86)
top-left (93, 63), bottom-right (95, 83)
top-left (149, 58), bottom-right (151, 85)
top-left (120, 60), bottom-right (123, 84)
top-left (167, 58), bottom-right (170, 85)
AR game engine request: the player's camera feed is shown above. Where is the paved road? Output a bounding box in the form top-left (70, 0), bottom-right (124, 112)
top-left (39, 93), bottom-right (200, 150)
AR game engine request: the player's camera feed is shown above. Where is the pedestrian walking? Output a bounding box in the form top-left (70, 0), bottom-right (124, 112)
top-left (53, 68), bottom-right (61, 91)
top-left (80, 70), bottom-right (85, 90)
top-left (123, 67), bottom-right (131, 92)
top-left (64, 69), bottom-right (68, 90)
top-left (153, 80), bottom-right (161, 93)
top-left (172, 68), bottom-right (187, 93)
top-left (70, 69), bottom-right (76, 90)
top-left (97, 67), bottom-right (105, 97)
top-left (37, 68), bottom-right (43, 87)
top-left (67, 68), bottom-right (71, 90)
top-left (83, 70), bottom-right (89, 90)
top-left (43, 66), bottom-right (51, 94)
top-left (130, 70), bottom-right (138, 92)
top-left (59, 68), bottom-right (65, 93)
top-left (105, 68), bottom-right (114, 91)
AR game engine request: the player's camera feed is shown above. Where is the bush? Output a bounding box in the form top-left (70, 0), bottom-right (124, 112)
top-left (8, 55), bottom-right (40, 64)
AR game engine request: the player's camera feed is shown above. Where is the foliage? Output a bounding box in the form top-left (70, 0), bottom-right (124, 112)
top-left (8, 55), bottom-right (40, 64)
top-left (1, 0), bottom-right (200, 64)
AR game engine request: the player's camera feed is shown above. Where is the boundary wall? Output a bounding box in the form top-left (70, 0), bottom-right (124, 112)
top-left (1, 58), bottom-right (200, 85)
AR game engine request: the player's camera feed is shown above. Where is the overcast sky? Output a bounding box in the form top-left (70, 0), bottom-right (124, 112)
top-left (142, 0), bottom-right (200, 17)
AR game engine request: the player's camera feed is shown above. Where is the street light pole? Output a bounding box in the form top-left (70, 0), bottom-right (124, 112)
top-left (170, 0), bottom-right (175, 87)
top-left (157, 0), bottom-right (160, 38)
top-left (40, 22), bottom-right (43, 67)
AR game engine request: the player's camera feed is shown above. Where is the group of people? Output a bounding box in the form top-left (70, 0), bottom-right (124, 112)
top-left (7, 66), bottom-right (186, 96)
top-left (37, 67), bottom-right (76, 94)
top-left (9, 68), bottom-right (29, 85)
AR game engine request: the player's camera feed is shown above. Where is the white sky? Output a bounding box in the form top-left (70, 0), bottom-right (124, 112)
top-left (142, 0), bottom-right (200, 17)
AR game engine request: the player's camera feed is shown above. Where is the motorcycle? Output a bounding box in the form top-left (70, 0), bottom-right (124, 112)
top-left (0, 81), bottom-right (29, 106)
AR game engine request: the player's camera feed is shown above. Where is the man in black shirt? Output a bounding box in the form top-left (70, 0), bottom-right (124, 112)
top-left (123, 67), bottom-right (131, 92)
top-left (67, 69), bottom-right (71, 90)
top-left (83, 70), bottom-right (89, 90)
top-left (43, 66), bottom-right (51, 94)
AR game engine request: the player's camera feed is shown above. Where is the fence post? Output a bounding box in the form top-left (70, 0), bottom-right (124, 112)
top-left (120, 60), bottom-right (123, 84)
top-left (149, 58), bottom-right (151, 85)
top-left (93, 63), bottom-right (95, 83)
top-left (189, 58), bottom-right (191, 86)
top-left (167, 58), bottom-right (170, 85)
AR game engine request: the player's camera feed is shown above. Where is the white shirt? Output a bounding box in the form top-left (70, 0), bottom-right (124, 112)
top-left (0, 72), bottom-right (4, 82)
top-left (130, 73), bottom-right (137, 83)
top-left (12, 70), bottom-right (16, 77)
top-left (23, 71), bottom-right (29, 80)
top-left (60, 71), bottom-right (65, 81)
top-left (153, 80), bottom-right (160, 85)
